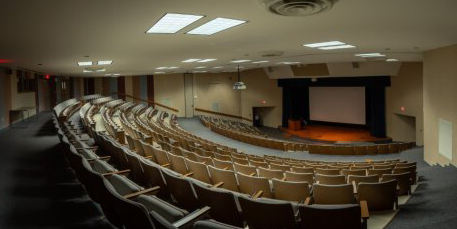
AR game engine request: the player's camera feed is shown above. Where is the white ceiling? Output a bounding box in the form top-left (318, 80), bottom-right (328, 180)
top-left (0, 0), bottom-right (456, 76)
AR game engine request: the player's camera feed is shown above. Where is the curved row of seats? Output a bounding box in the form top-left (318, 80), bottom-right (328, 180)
top-left (200, 115), bottom-right (267, 138)
top-left (53, 96), bottom-right (418, 229)
top-left (200, 116), bottom-right (415, 155)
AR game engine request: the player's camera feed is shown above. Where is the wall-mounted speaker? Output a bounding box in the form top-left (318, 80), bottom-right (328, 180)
top-left (352, 62), bottom-right (360, 69)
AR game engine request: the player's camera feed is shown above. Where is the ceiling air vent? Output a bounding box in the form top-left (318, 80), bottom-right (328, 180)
top-left (259, 0), bottom-right (339, 16)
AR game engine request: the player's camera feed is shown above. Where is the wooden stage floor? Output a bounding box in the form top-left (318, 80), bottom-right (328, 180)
top-left (281, 125), bottom-right (391, 143)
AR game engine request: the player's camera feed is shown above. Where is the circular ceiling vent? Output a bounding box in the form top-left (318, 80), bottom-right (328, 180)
top-left (259, 0), bottom-right (339, 16)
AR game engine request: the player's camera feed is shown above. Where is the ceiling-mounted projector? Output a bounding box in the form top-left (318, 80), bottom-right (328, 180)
top-left (258, 0), bottom-right (339, 16)
top-left (233, 81), bottom-right (247, 90)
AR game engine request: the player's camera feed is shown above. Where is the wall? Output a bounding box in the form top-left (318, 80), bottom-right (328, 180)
top-left (10, 70), bottom-right (36, 118)
top-left (385, 62), bottom-right (423, 145)
top-left (423, 44), bottom-right (457, 166)
top-left (241, 68), bottom-right (282, 128)
top-left (154, 74), bottom-right (185, 117)
top-left (125, 76), bottom-right (133, 102)
top-left (0, 68), bottom-right (12, 130)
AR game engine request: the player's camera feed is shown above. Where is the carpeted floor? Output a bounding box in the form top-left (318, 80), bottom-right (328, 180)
top-left (0, 112), bottom-right (115, 229)
top-left (178, 117), bottom-right (457, 229)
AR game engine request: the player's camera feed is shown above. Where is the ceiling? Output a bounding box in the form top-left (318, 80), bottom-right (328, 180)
top-left (0, 0), bottom-right (456, 76)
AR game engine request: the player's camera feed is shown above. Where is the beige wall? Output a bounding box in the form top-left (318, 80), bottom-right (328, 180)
top-left (423, 44), bottom-right (457, 166)
top-left (241, 68), bottom-right (282, 128)
top-left (154, 74), bottom-right (185, 117)
top-left (385, 62), bottom-right (423, 145)
top-left (10, 71), bottom-right (36, 117)
top-left (125, 76), bottom-right (133, 102)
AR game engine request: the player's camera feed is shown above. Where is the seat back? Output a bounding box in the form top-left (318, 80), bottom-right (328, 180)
top-left (272, 179), bottom-right (310, 202)
top-left (233, 162), bottom-right (257, 176)
top-left (284, 172), bottom-right (314, 183)
top-left (194, 153), bottom-right (214, 166)
top-left (258, 167), bottom-right (284, 180)
top-left (315, 174), bottom-right (346, 185)
top-left (167, 153), bottom-right (189, 175)
top-left (192, 182), bottom-right (245, 228)
top-left (342, 169), bottom-right (366, 178)
top-left (312, 184), bottom-right (356, 204)
top-left (291, 166), bottom-right (314, 174)
top-left (315, 168), bottom-right (341, 175)
top-left (348, 175), bottom-right (379, 185)
top-left (140, 140), bottom-right (155, 158)
top-left (249, 160), bottom-right (269, 169)
top-left (238, 196), bottom-right (298, 229)
top-left (367, 168), bottom-right (393, 179)
top-left (299, 204), bottom-right (362, 229)
top-left (213, 158), bottom-right (234, 171)
top-left (185, 158), bottom-right (212, 184)
top-left (381, 172), bottom-right (411, 195)
top-left (357, 180), bottom-right (397, 211)
top-left (162, 170), bottom-right (199, 211)
top-left (237, 172), bottom-right (272, 198)
top-left (152, 147), bottom-right (170, 166)
top-left (139, 159), bottom-right (170, 199)
top-left (207, 165), bottom-right (239, 192)
top-left (269, 163), bottom-right (291, 172)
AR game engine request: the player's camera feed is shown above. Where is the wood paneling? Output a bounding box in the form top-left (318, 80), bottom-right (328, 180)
top-left (147, 75), bottom-right (154, 106)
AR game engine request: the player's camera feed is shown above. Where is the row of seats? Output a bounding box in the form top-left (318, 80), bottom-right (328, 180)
top-left (200, 115), bottom-right (267, 138)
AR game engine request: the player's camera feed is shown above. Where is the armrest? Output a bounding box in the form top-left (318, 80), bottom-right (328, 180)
top-left (352, 181), bottom-right (358, 194)
top-left (360, 200), bottom-right (369, 219)
top-left (212, 182), bottom-right (224, 188)
top-left (304, 197), bottom-right (312, 205)
top-left (251, 190), bottom-right (263, 199)
top-left (76, 146), bottom-right (98, 151)
top-left (123, 186), bottom-right (160, 199)
top-left (161, 163), bottom-right (170, 167)
top-left (144, 156), bottom-right (154, 159)
top-left (183, 172), bottom-right (194, 177)
top-left (249, 172), bottom-right (256, 176)
top-left (172, 206), bottom-right (211, 228)
top-left (102, 169), bottom-right (131, 177)
top-left (87, 156), bottom-right (110, 162)
top-left (281, 177), bottom-right (286, 181)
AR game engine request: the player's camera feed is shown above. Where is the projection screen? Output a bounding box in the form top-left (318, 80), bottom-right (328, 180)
top-left (309, 87), bottom-right (366, 125)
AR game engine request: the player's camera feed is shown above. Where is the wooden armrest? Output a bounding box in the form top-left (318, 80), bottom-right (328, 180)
top-left (251, 190), bottom-right (263, 199)
top-left (161, 163), bottom-right (170, 167)
top-left (86, 156), bottom-right (110, 162)
top-left (360, 200), bottom-right (369, 219)
top-left (223, 166), bottom-right (229, 170)
top-left (281, 177), bottom-right (286, 181)
top-left (144, 156), bottom-right (154, 159)
top-left (102, 169), bottom-right (131, 176)
top-left (304, 197), bottom-right (312, 205)
top-left (352, 181), bottom-right (358, 194)
top-left (183, 172), bottom-right (194, 177)
top-left (123, 186), bottom-right (160, 199)
top-left (249, 172), bottom-right (256, 176)
top-left (212, 182), bottom-right (224, 188)
top-left (172, 206), bottom-right (211, 228)
top-left (76, 146), bottom-right (98, 151)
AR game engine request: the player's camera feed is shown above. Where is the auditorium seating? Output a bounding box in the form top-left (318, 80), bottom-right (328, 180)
top-left (53, 95), bottom-right (419, 229)
top-left (199, 115), bottom-right (416, 155)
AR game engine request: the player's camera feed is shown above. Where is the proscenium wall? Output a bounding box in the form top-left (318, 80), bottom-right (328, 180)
top-left (423, 44), bottom-right (457, 166)
top-left (385, 62), bottom-right (423, 145)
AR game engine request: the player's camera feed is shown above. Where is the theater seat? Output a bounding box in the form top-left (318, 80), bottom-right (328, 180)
top-left (312, 184), bottom-right (356, 205)
top-left (357, 180), bottom-right (398, 211)
top-left (299, 203), bottom-right (368, 229)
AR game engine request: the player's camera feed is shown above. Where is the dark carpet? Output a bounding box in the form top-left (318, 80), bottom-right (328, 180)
top-left (0, 112), bottom-right (116, 229)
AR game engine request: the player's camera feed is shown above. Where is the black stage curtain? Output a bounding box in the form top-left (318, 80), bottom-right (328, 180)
top-left (278, 76), bottom-right (390, 138)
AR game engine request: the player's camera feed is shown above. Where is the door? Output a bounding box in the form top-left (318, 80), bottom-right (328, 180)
top-left (184, 73), bottom-right (194, 118)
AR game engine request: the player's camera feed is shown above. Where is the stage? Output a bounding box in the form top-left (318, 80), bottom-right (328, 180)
top-left (281, 124), bottom-right (392, 144)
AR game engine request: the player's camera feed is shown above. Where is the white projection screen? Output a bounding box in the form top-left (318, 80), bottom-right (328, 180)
top-left (309, 87), bottom-right (366, 125)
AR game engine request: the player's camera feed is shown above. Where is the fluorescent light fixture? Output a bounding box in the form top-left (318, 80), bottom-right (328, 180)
top-left (193, 70), bottom-right (207, 73)
top-left (303, 41), bottom-right (345, 48)
top-left (386, 58), bottom-right (399, 62)
top-left (231, 60), bottom-right (251, 63)
top-left (113, 73), bottom-right (121, 76)
top-left (154, 72), bottom-right (166, 74)
top-left (168, 67), bottom-right (179, 69)
top-left (95, 69), bottom-right (106, 72)
top-left (83, 69), bottom-right (93, 73)
top-left (78, 61), bottom-right (93, 66)
top-left (213, 66), bottom-right (224, 69)
top-left (318, 44), bottom-right (355, 50)
top-left (105, 74), bottom-right (112, 76)
top-left (277, 61), bottom-right (300, 65)
top-left (146, 13), bottom-right (204, 34)
top-left (355, 53), bottom-right (386, 57)
top-left (182, 59), bottom-right (201, 63)
top-left (155, 67), bottom-right (168, 70)
top-left (187, 17), bottom-right (247, 35)
top-left (195, 66), bottom-right (206, 69)
top-left (97, 60), bottom-right (113, 65)
top-left (197, 59), bottom-right (217, 63)
top-left (252, 60), bottom-right (269, 64)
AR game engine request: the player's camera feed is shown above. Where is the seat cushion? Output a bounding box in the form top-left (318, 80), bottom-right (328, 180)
top-left (137, 195), bottom-right (188, 223)
top-left (91, 160), bottom-right (116, 173)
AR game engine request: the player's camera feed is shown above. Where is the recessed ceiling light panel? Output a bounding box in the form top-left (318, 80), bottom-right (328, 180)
top-left (318, 44), bottom-right (355, 50)
top-left (182, 59), bottom-right (201, 63)
top-left (78, 61), bottom-right (93, 66)
top-left (155, 67), bottom-right (168, 69)
top-left (147, 13), bottom-right (204, 34)
top-left (231, 60), bottom-right (251, 63)
top-left (252, 60), bottom-right (270, 64)
top-left (303, 41), bottom-right (345, 48)
top-left (195, 66), bottom-right (206, 69)
top-left (83, 69), bottom-right (93, 73)
top-left (197, 59), bottom-right (217, 63)
top-left (97, 60), bottom-right (113, 65)
top-left (386, 58), bottom-right (399, 62)
top-left (355, 53), bottom-right (386, 57)
top-left (187, 18), bottom-right (247, 35)
top-left (213, 66), bottom-right (224, 69)
top-left (277, 61), bottom-right (300, 65)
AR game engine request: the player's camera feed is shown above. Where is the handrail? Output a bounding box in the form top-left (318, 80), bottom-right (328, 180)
top-left (195, 107), bottom-right (252, 122)
top-left (111, 92), bottom-right (179, 113)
